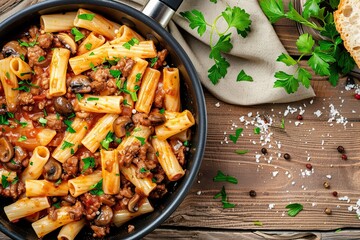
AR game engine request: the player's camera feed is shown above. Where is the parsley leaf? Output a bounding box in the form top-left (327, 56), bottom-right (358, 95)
top-left (253, 127), bottom-right (260, 134)
top-left (100, 132), bottom-right (114, 150)
top-left (90, 179), bottom-right (104, 196)
top-left (18, 136), bottom-right (27, 142)
top-left (150, 57), bottom-right (158, 67)
top-left (135, 136), bottom-right (146, 146)
top-left (276, 53), bottom-right (297, 66)
top-left (76, 93), bottom-right (83, 101)
top-left (122, 38), bottom-right (140, 50)
top-left (85, 43), bottom-right (92, 51)
top-left (87, 97), bottom-right (99, 101)
top-left (259, 0), bottom-right (285, 23)
top-left (110, 69), bottom-right (121, 79)
top-left (64, 120), bottom-right (76, 133)
top-left (78, 13), bottom-right (95, 21)
top-left (38, 56), bottom-right (45, 62)
top-left (71, 27), bottom-right (85, 42)
top-left (38, 117), bottom-right (47, 127)
top-left (273, 71), bottom-right (299, 94)
top-left (61, 141), bottom-right (74, 150)
top-left (82, 157), bottom-right (95, 172)
top-left (221, 6), bottom-right (251, 35)
top-left (237, 70), bottom-right (253, 82)
top-left (286, 203), bottom-right (303, 217)
top-left (1, 175), bottom-right (9, 189)
top-left (180, 10), bottom-right (207, 36)
top-left (234, 149), bottom-right (248, 155)
top-left (214, 186), bottom-right (236, 209)
top-left (208, 57), bottom-right (230, 85)
top-left (213, 170), bottom-right (238, 184)
top-left (229, 128), bottom-right (243, 144)
top-left (308, 47), bottom-right (336, 76)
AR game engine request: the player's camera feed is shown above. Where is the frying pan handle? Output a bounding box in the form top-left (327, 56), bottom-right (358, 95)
top-left (142, 0), bottom-right (183, 28)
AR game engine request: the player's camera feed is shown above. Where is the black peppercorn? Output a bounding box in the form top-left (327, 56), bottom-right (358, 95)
top-left (337, 146), bottom-right (345, 154)
top-left (284, 153), bottom-right (291, 160)
top-left (261, 148), bottom-right (267, 155)
top-left (249, 190), bottom-right (256, 197)
top-left (332, 191), bottom-right (338, 197)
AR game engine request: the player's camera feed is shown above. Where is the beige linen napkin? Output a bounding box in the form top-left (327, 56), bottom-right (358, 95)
top-left (0, 0), bottom-right (315, 105)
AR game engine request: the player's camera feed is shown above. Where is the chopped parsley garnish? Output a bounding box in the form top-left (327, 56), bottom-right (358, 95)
top-left (152, 177), bottom-right (157, 183)
top-left (155, 151), bottom-right (159, 157)
top-left (234, 149), bottom-right (248, 155)
top-left (229, 128), bottom-right (243, 144)
top-left (18, 136), bottom-right (27, 142)
top-left (285, 203), bottom-right (303, 217)
top-left (12, 80), bottom-right (39, 92)
top-left (139, 167), bottom-right (149, 173)
top-left (20, 54), bottom-right (25, 61)
top-left (10, 159), bottom-right (16, 165)
top-left (110, 69), bottom-right (121, 79)
top-left (76, 93), bottom-right (83, 101)
top-left (1, 115), bottom-right (10, 125)
top-left (82, 157), bottom-right (95, 172)
top-left (7, 112), bottom-right (14, 118)
top-left (56, 112), bottom-right (60, 120)
top-left (71, 27), bottom-right (85, 42)
top-left (85, 43), bottom-right (92, 51)
top-left (43, 108), bottom-right (48, 117)
top-left (150, 57), bottom-right (158, 67)
top-left (5, 72), bottom-right (10, 79)
top-left (87, 97), bottom-right (99, 101)
top-left (135, 136), bottom-right (146, 146)
top-left (38, 117), bottom-right (47, 127)
top-left (53, 202), bottom-right (61, 209)
top-left (122, 38), bottom-right (140, 50)
top-left (20, 71), bottom-right (33, 77)
top-left (78, 13), bottom-right (95, 21)
top-left (280, 118), bottom-right (285, 129)
top-left (89, 62), bottom-right (97, 71)
top-left (55, 178), bottom-right (62, 185)
top-left (213, 170), bottom-right (238, 184)
top-left (67, 113), bottom-right (76, 119)
top-left (18, 39), bottom-right (38, 47)
top-left (12, 176), bottom-right (19, 185)
top-left (122, 99), bottom-right (130, 106)
top-left (1, 175), bottom-right (9, 188)
top-left (29, 161), bottom-right (33, 166)
top-left (100, 131), bottom-right (114, 150)
top-left (38, 56), bottom-right (45, 62)
top-left (64, 120), bottom-right (76, 133)
top-left (135, 73), bottom-right (142, 82)
top-left (253, 127), bottom-right (260, 134)
top-left (254, 220), bottom-right (263, 226)
top-left (14, 119), bottom-right (27, 128)
top-left (183, 140), bottom-right (189, 146)
top-left (89, 52), bottom-right (95, 56)
top-left (70, 148), bottom-right (75, 155)
top-left (90, 179), bottom-right (104, 196)
top-left (213, 186), bottom-right (236, 209)
top-left (61, 141), bottom-right (75, 150)
top-left (159, 108), bottom-right (165, 114)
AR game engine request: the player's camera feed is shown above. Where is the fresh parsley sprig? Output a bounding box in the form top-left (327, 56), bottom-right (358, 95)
top-left (181, 5), bottom-right (253, 85)
top-left (213, 170), bottom-right (238, 184)
top-left (260, 0), bottom-right (355, 94)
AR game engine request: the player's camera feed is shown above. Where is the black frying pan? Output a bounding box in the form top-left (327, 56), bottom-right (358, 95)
top-left (0, 0), bottom-right (207, 239)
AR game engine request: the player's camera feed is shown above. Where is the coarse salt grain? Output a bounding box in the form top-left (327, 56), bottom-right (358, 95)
top-left (215, 102), bottom-right (220, 107)
top-left (314, 110), bottom-right (322, 117)
top-left (196, 191), bottom-right (202, 195)
top-left (268, 203), bottom-right (275, 210)
top-left (272, 171), bottom-right (279, 177)
top-left (326, 175), bottom-right (332, 179)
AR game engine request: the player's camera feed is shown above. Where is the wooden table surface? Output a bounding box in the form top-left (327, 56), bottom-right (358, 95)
top-left (2, 0), bottom-right (360, 239)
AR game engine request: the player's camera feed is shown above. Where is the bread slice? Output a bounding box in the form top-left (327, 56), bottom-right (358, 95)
top-left (334, 0), bottom-right (360, 67)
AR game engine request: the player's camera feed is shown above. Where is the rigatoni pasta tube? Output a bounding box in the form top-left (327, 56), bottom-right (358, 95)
top-left (170, 129), bottom-right (191, 142)
top-left (68, 170), bottom-right (102, 197)
top-left (49, 48), bottom-right (70, 97)
top-left (152, 138), bottom-right (185, 181)
top-left (163, 68), bottom-right (181, 112)
top-left (0, 57), bottom-right (18, 111)
top-left (4, 197), bottom-right (50, 222)
top-left (77, 32), bottom-right (106, 55)
top-left (74, 8), bottom-right (120, 40)
top-left (69, 42), bottom-right (109, 75)
top-left (32, 206), bottom-right (76, 238)
top-left (117, 125), bottom-right (151, 152)
top-left (9, 57), bottom-right (32, 80)
top-left (110, 25), bottom-right (145, 44)
top-left (40, 12), bottom-right (77, 32)
top-left (135, 68), bottom-right (161, 114)
top-left (25, 180), bottom-right (68, 197)
top-left (101, 150), bottom-right (120, 195)
top-left (113, 198), bottom-right (154, 227)
top-left (121, 164), bottom-right (156, 196)
top-left (52, 117), bottom-right (89, 163)
top-left (21, 146), bottom-right (50, 181)
top-left (155, 110), bottom-right (195, 140)
top-left (57, 219), bottom-right (86, 240)
top-left (106, 41), bottom-right (157, 59)
top-left (75, 94), bottom-right (123, 114)
top-left (36, 128), bottom-right (57, 146)
top-left (81, 113), bottom-right (118, 152)
top-left (124, 57), bottom-right (148, 108)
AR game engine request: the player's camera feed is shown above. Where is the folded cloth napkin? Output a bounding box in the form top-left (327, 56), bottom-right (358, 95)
top-left (0, 0), bottom-right (315, 105)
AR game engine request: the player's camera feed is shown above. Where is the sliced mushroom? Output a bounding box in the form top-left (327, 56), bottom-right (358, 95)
top-left (127, 193), bottom-right (140, 213)
top-left (3, 158), bottom-right (22, 171)
top-left (43, 158), bottom-right (62, 181)
top-left (69, 75), bottom-right (91, 93)
top-left (148, 111), bottom-right (166, 126)
top-left (0, 137), bottom-right (14, 163)
top-left (54, 96), bottom-right (74, 116)
top-left (113, 116), bottom-right (133, 138)
top-left (14, 146), bottom-right (28, 161)
top-left (94, 205), bottom-right (113, 226)
top-left (57, 33), bottom-right (77, 54)
top-left (2, 41), bottom-right (27, 57)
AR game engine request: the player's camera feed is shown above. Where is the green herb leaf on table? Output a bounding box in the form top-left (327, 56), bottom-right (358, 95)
top-left (237, 70), bottom-right (253, 82)
top-left (229, 128), bottom-right (243, 144)
top-left (213, 186), bottom-right (236, 209)
top-left (254, 220), bottom-right (263, 226)
top-left (286, 203), bottom-right (303, 217)
top-left (234, 149), bottom-right (248, 155)
top-left (213, 170), bottom-right (238, 184)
